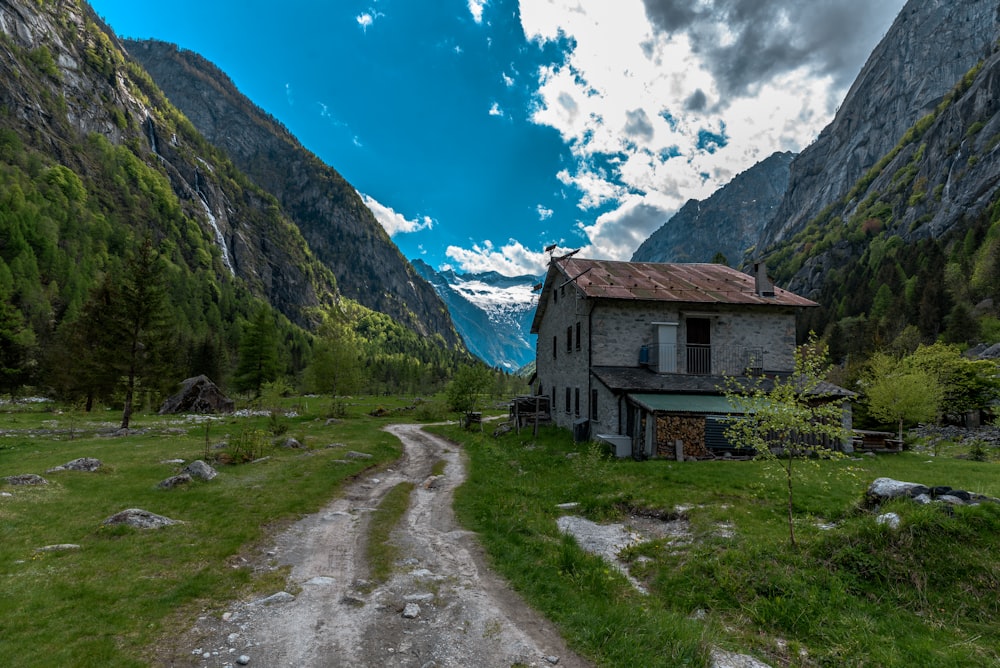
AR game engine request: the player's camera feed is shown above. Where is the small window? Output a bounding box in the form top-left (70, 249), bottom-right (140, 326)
top-left (566, 326), bottom-right (572, 353)
top-left (565, 387), bottom-right (571, 413)
top-left (553, 335), bottom-right (557, 359)
top-left (574, 388), bottom-right (580, 416)
top-left (590, 389), bottom-right (598, 418)
top-left (554, 289), bottom-right (558, 304)
top-left (575, 322), bottom-right (581, 350)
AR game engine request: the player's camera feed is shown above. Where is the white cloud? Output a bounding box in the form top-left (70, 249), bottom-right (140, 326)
top-left (488, 101), bottom-right (504, 117)
top-left (468, 0), bottom-right (487, 24)
top-left (516, 0), bottom-right (903, 260)
top-left (536, 205), bottom-right (554, 220)
top-left (361, 193), bottom-right (433, 236)
top-left (445, 239), bottom-right (548, 275)
top-left (357, 13), bottom-right (374, 31)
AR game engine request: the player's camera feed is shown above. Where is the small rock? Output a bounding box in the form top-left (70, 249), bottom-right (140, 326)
top-left (35, 544), bottom-right (81, 552)
top-left (236, 655), bottom-right (251, 665)
top-left (102, 508), bottom-right (181, 529)
top-left (544, 656), bottom-right (560, 665)
top-left (402, 603), bottom-right (421, 619)
top-left (253, 591), bottom-right (295, 606)
top-left (304, 576), bottom-right (336, 586)
top-left (876, 512), bottom-right (901, 530)
top-left (222, 612), bottom-right (234, 622)
top-left (161, 458), bottom-right (185, 464)
top-left (3, 474), bottom-right (48, 486)
top-left (404, 593), bottom-right (435, 603)
top-left (555, 502), bottom-right (579, 510)
top-left (227, 633), bottom-right (240, 645)
top-left (1, 492), bottom-right (13, 497)
top-left (346, 451), bottom-right (373, 460)
top-left (280, 437), bottom-right (303, 449)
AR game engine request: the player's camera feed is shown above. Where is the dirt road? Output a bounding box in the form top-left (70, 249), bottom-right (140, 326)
top-left (171, 423), bottom-right (591, 668)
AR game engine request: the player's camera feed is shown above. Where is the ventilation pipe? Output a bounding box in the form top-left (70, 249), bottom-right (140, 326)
top-left (754, 262), bottom-right (775, 298)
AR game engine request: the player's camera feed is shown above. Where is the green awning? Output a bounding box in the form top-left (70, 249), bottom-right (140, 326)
top-left (628, 393), bottom-right (743, 414)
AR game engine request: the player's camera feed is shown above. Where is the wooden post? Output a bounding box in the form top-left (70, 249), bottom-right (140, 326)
top-left (534, 396), bottom-right (539, 438)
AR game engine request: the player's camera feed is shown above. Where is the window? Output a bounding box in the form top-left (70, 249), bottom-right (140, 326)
top-left (566, 326), bottom-right (572, 353)
top-left (574, 388), bottom-right (580, 416)
top-left (552, 335), bottom-right (557, 359)
top-left (565, 387), bottom-right (571, 413)
top-left (591, 389), bottom-right (598, 418)
top-left (575, 322), bottom-right (581, 350)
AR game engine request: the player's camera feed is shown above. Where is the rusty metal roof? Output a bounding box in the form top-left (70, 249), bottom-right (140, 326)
top-left (555, 257), bottom-right (817, 307)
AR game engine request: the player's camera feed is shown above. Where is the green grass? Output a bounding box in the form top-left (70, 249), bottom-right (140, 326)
top-left (366, 481), bottom-right (416, 583)
top-left (0, 398), bottom-right (411, 667)
top-left (442, 424), bottom-right (1000, 667)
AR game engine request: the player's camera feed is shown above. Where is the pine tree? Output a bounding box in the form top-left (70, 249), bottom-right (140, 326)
top-left (233, 305), bottom-right (280, 397)
top-left (0, 286), bottom-right (35, 397)
top-left (114, 238), bottom-right (172, 429)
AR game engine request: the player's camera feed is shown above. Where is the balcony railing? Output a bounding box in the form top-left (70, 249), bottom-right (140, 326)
top-left (640, 343), bottom-right (765, 376)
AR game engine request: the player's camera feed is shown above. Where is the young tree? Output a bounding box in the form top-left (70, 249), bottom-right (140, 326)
top-left (861, 352), bottom-right (942, 443)
top-left (304, 319), bottom-right (364, 412)
top-left (446, 364), bottom-right (494, 424)
top-left (905, 342), bottom-right (1000, 420)
top-left (724, 338), bottom-right (851, 547)
top-left (233, 305), bottom-right (280, 397)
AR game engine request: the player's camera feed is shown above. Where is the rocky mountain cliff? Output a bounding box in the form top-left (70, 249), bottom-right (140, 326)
top-left (411, 260), bottom-right (538, 372)
top-left (123, 39), bottom-right (460, 348)
top-left (758, 0), bottom-right (1000, 251)
top-left (631, 151), bottom-right (793, 264)
top-left (0, 0), bottom-right (335, 327)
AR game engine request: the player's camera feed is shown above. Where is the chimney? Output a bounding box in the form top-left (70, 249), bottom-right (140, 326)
top-left (754, 262), bottom-right (775, 297)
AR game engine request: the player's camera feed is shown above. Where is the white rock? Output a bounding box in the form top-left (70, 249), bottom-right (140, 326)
top-left (876, 512), bottom-right (901, 530)
top-left (402, 603), bottom-right (421, 619)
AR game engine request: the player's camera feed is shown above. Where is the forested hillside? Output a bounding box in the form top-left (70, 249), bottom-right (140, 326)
top-left (0, 0), bottom-right (471, 406)
top-left (764, 49), bottom-right (1000, 361)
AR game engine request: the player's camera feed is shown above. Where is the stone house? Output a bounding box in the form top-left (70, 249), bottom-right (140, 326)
top-left (529, 254), bottom-right (852, 459)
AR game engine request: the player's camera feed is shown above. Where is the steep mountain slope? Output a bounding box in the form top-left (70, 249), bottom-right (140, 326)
top-left (764, 35), bottom-right (1000, 354)
top-left (758, 0), bottom-right (1000, 250)
top-left (0, 0), bottom-right (337, 328)
top-left (412, 260), bottom-right (538, 372)
top-left (124, 39), bottom-right (461, 348)
top-left (631, 151), bottom-right (793, 264)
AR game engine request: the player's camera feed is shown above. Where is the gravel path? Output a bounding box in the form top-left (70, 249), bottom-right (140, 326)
top-left (162, 423), bottom-right (590, 668)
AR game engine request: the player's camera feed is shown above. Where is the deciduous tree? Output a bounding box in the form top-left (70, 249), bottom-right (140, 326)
top-left (725, 337), bottom-right (850, 547)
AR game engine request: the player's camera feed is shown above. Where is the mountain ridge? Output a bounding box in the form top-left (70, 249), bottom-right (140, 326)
top-left (123, 38), bottom-right (462, 349)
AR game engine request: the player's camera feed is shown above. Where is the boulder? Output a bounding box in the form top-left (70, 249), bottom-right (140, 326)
top-left (158, 375), bottom-right (234, 415)
top-left (158, 473), bottom-right (193, 489)
top-left (102, 508), bottom-right (181, 529)
top-left (3, 474), bottom-right (48, 486)
top-left (181, 460), bottom-right (218, 481)
top-left (46, 457), bottom-right (102, 473)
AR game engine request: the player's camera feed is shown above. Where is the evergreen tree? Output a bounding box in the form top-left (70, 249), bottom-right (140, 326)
top-left (233, 305), bottom-right (280, 397)
top-left (0, 286), bottom-right (35, 397)
top-left (115, 238), bottom-right (173, 429)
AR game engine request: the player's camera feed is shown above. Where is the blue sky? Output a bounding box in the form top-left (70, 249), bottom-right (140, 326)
top-left (89, 0), bottom-right (906, 276)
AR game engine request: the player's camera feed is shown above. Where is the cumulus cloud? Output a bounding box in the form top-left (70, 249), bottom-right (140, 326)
top-left (488, 101), bottom-right (504, 117)
top-left (361, 193), bottom-right (433, 236)
top-left (445, 239), bottom-right (549, 275)
top-left (641, 0), bottom-right (903, 95)
top-left (537, 205), bottom-right (554, 220)
top-left (517, 0), bottom-right (904, 260)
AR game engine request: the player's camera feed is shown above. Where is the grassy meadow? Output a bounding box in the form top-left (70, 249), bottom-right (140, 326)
top-left (442, 423), bottom-right (1000, 668)
top-left (0, 395), bottom-right (437, 667)
top-left (3, 394), bottom-right (999, 667)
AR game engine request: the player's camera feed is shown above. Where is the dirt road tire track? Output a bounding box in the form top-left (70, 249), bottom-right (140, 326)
top-left (166, 423), bottom-right (590, 667)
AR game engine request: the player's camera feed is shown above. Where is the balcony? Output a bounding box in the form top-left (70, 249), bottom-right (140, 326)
top-left (640, 343), bottom-right (764, 376)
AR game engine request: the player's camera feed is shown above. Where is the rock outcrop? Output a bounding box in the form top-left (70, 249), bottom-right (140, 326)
top-left (632, 152), bottom-right (793, 265)
top-left (759, 0), bottom-right (1000, 251)
top-left (158, 376), bottom-right (234, 415)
